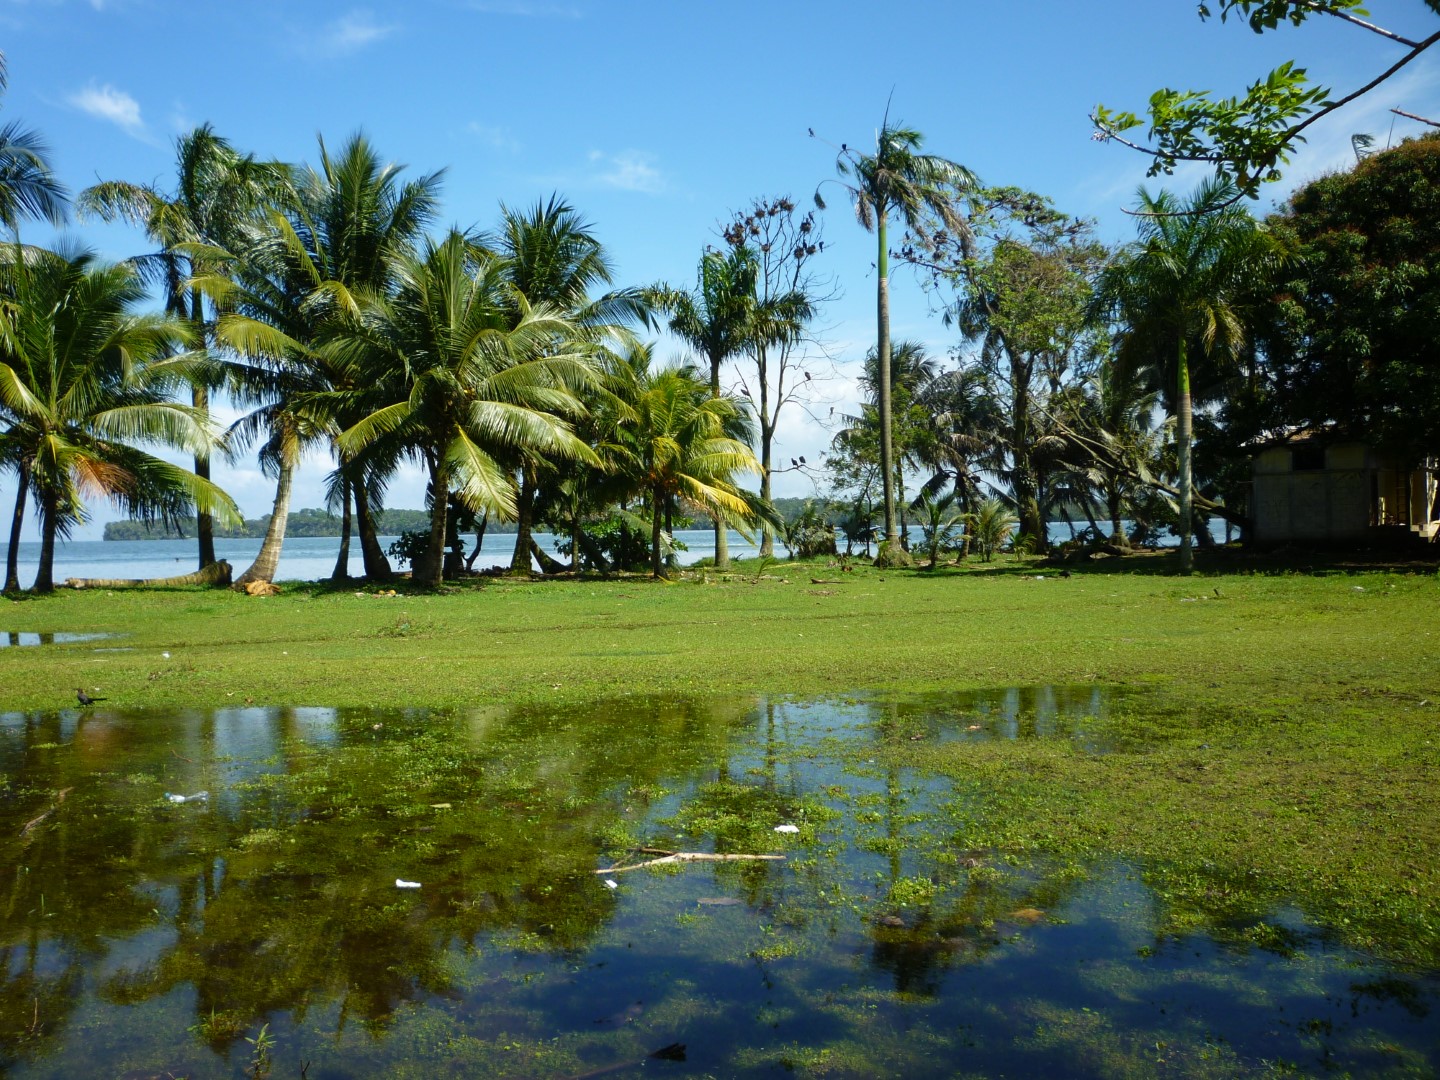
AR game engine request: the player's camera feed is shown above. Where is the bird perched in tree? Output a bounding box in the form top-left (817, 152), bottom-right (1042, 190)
top-left (75, 688), bottom-right (106, 706)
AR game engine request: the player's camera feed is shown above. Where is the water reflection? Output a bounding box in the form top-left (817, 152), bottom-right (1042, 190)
top-left (0, 695), bottom-right (1433, 1078)
top-left (0, 631), bottom-right (119, 647)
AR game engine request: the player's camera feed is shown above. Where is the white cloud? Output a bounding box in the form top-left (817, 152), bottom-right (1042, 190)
top-left (67, 82), bottom-right (143, 134)
top-left (322, 10), bottom-right (395, 56)
top-left (587, 149), bottom-right (664, 194)
top-left (467, 122), bottom-right (521, 154)
top-left (465, 1), bottom-right (583, 18)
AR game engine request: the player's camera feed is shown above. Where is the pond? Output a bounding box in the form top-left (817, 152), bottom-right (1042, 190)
top-left (0, 693), bottom-right (1434, 1078)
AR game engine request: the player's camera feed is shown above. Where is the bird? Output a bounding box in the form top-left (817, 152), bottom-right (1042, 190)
top-left (76, 688), bottom-right (106, 706)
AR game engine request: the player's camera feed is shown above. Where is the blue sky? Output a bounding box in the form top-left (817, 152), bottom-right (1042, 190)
top-left (4, 0), bottom-right (1439, 538)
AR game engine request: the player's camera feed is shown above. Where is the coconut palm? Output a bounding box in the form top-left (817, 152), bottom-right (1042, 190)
top-left (487, 196), bottom-right (646, 575)
top-left (966, 498), bottom-right (1017, 563)
top-left (0, 245), bottom-right (237, 592)
top-left (198, 133), bottom-right (444, 586)
top-left (330, 229), bottom-right (598, 589)
top-left (0, 53), bottom-right (66, 231)
top-left (78, 124), bottom-right (288, 569)
top-left (625, 361), bottom-right (764, 579)
top-left (1097, 177), bottom-right (1282, 571)
top-left (819, 116), bottom-right (977, 563)
top-left (659, 247), bottom-right (759, 569)
top-left (276, 133), bottom-right (443, 581)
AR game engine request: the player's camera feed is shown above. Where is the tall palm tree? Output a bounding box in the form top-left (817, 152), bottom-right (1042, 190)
top-left (200, 133), bottom-right (444, 586)
top-left (0, 53), bottom-right (67, 231)
top-left (1097, 177), bottom-right (1282, 571)
top-left (819, 115), bottom-right (977, 563)
top-left (279, 133), bottom-right (443, 581)
top-left (78, 124), bottom-right (287, 569)
top-left (660, 247), bottom-right (759, 569)
top-left (626, 362), bottom-right (764, 579)
top-left (330, 230), bottom-right (598, 589)
top-left (0, 245), bottom-right (237, 592)
top-left (487, 196), bottom-right (646, 576)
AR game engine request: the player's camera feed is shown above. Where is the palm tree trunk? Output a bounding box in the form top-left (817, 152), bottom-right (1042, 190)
top-left (650, 486), bottom-right (666, 579)
top-left (876, 210), bottom-right (899, 552)
top-left (194, 383), bottom-right (217, 570)
top-left (510, 468), bottom-right (535, 577)
top-left (330, 479), bottom-right (352, 582)
top-left (422, 456), bottom-right (449, 589)
top-left (710, 348), bottom-right (732, 568)
top-left (33, 487), bottom-right (59, 594)
top-left (4, 459), bottom-right (29, 593)
top-left (1108, 488), bottom-right (1129, 547)
top-left (353, 485), bottom-right (392, 581)
top-left (1176, 339), bottom-right (1194, 574)
top-left (235, 463), bottom-right (294, 587)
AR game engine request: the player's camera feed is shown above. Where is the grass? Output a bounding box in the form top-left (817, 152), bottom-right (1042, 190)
top-left (3, 552), bottom-right (1434, 716)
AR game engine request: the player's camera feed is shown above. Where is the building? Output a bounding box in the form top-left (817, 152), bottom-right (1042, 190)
top-left (1251, 437), bottom-right (1438, 546)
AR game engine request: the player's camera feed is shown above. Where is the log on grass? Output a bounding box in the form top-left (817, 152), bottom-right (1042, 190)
top-left (66, 560), bottom-right (233, 590)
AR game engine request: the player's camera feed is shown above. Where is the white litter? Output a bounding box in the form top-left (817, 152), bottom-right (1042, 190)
top-left (395, 879), bottom-right (421, 889)
top-left (773, 824), bottom-right (801, 834)
top-left (165, 791), bottom-right (208, 804)
top-left (603, 879), bottom-right (619, 890)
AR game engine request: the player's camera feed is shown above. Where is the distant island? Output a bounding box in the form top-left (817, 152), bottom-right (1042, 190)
top-left (102, 508), bottom-right (492, 541)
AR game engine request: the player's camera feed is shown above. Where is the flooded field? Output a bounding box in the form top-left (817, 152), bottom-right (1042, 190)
top-left (1, 692), bottom-right (1435, 1078)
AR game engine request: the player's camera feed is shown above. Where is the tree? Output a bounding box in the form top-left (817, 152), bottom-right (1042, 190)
top-left (660, 246), bottom-right (758, 570)
top-left (78, 124), bottom-right (288, 570)
top-left (941, 193), bottom-right (1107, 551)
top-left (1092, 1), bottom-right (1440, 199)
top-left (626, 362), bottom-right (764, 579)
top-left (0, 245), bottom-right (237, 592)
top-left (817, 116), bottom-right (978, 565)
top-left (487, 196), bottom-right (645, 577)
top-left (1096, 177), bottom-right (1283, 571)
top-left (719, 197), bottom-right (827, 557)
top-left (1254, 131), bottom-right (1440, 464)
top-left (0, 53), bottom-right (66, 231)
top-left (331, 230), bottom-right (597, 589)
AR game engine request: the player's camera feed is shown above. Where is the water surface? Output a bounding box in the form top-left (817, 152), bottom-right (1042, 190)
top-left (0, 693), bottom-right (1433, 1078)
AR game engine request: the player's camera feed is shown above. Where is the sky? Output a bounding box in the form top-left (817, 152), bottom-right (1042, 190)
top-left (3, 0), bottom-right (1439, 539)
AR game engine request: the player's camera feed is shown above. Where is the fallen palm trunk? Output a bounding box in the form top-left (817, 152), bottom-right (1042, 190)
top-left (66, 560), bottom-right (232, 589)
top-left (596, 848), bottom-right (785, 875)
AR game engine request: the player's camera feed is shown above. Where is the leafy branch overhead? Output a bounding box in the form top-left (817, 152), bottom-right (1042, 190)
top-left (1091, 0), bottom-right (1440, 197)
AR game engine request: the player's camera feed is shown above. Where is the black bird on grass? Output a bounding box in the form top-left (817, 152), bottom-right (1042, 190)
top-left (75, 688), bottom-right (106, 706)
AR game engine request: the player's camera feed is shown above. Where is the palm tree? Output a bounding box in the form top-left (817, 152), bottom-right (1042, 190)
top-left (278, 133), bottom-right (443, 582)
top-left (200, 133), bottom-right (444, 586)
top-left (487, 196), bottom-right (646, 576)
top-left (331, 230), bottom-right (598, 589)
top-left (819, 115), bottom-right (977, 564)
top-left (0, 53), bottom-right (66, 231)
top-left (0, 245), bottom-right (237, 592)
top-left (659, 247), bottom-right (759, 569)
top-left (626, 361), bottom-right (764, 579)
top-left (966, 498), bottom-right (1018, 563)
top-left (78, 124), bottom-right (287, 570)
top-left (1097, 177), bottom-right (1282, 571)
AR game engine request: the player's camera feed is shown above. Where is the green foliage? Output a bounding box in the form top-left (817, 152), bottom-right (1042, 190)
top-left (781, 500), bottom-right (838, 559)
top-left (1092, 1), bottom-right (1439, 196)
top-left (1256, 132), bottom-right (1440, 462)
top-left (966, 498), bottom-right (1017, 562)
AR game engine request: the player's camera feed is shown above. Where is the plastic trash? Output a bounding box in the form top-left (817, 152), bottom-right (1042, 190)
top-left (773, 824), bottom-right (800, 834)
top-left (604, 879), bottom-right (619, 890)
top-left (165, 791), bottom-right (208, 804)
top-left (395, 879), bottom-right (421, 889)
